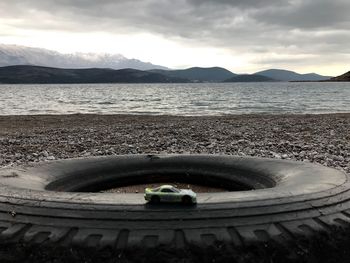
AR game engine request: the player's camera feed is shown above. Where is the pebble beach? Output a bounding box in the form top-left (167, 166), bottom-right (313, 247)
top-left (0, 113), bottom-right (349, 176)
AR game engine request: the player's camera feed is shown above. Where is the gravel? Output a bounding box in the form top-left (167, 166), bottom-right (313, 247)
top-left (0, 114), bottom-right (349, 176)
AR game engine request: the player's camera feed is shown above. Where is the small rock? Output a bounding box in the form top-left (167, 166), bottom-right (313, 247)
top-left (314, 154), bottom-right (324, 160)
top-left (281, 154), bottom-right (289, 159)
top-left (333, 155), bottom-right (344, 162)
top-left (271, 152), bottom-right (281, 159)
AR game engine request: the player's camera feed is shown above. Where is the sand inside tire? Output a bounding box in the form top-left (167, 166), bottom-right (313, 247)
top-left (101, 182), bottom-right (227, 193)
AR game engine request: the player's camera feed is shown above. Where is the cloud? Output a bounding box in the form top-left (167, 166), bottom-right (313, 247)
top-left (1, 1), bottom-right (348, 39)
top-left (0, 0), bottom-right (349, 74)
top-left (254, 0), bottom-right (350, 29)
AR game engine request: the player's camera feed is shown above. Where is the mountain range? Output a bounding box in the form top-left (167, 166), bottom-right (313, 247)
top-left (149, 67), bottom-right (236, 82)
top-left (0, 44), bottom-right (335, 83)
top-left (224, 74), bottom-right (276, 82)
top-left (255, 69), bottom-right (331, 82)
top-left (0, 65), bottom-right (186, 84)
top-left (0, 65), bottom-right (338, 84)
top-left (0, 44), bottom-right (167, 70)
top-left (149, 68), bottom-right (330, 82)
top-left (329, 71), bottom-right (350, 81)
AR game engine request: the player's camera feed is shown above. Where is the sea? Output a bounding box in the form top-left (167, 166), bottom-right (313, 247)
top-left (0, 82), bottom-right (349, 115)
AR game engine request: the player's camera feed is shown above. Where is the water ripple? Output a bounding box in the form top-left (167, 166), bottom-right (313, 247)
top-left (0, 82), bottom-right (349, 115)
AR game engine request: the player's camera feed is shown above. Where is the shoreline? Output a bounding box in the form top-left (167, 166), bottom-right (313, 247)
top-left (1, 113), bottom-right (349, 176)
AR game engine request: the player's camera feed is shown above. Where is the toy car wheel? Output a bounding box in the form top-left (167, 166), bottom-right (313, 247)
top-left (182, 195), bottom-right (192, 205)
top-left (151, 195), bottom-right (160, 204)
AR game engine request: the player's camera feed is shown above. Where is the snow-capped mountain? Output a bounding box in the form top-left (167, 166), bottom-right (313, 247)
top-left (0, 44), bottom-right (168, 70)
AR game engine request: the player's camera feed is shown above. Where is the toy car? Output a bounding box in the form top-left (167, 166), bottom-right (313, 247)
top-left (144, 185), bottom-right (197, 204)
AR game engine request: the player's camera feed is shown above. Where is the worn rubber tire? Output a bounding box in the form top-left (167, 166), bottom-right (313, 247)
top-left (182, 195), bottom-right (193, 205)
top-left (0, 154), bottom-right (349, 250)
top-left (151, 195), bottom-right (160, 204)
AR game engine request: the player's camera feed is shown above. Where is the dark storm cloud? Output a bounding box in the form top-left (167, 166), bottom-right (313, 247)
top-left (0, 0), bottom-right (345, 33)
top-left (1, 0), bottom-right (349, 68)
top-left (187, 0), bottom-right (286, 9)
top-left (254, 0), bottom-right (350, 29)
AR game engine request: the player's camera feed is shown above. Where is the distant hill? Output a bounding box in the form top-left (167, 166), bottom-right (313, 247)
top-left (255, 69), bottom-right (331, 81)
top-left (329, 71), bottom-right (350, 81)
top-left (0, 65), bottom-right (187, 84)
top-left (224, 74), bottom-right (276, 82)
top-left (0, 44), bottom-right (167, 70)
top-left (149, 67), bottom-right (236, 82)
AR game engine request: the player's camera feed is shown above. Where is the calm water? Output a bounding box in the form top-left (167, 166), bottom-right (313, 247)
top-left (0, 82), bottom-right (349, 115)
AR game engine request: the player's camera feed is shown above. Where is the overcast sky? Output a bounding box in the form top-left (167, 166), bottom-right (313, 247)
top-left (0, 0), bottom-right (349, 75)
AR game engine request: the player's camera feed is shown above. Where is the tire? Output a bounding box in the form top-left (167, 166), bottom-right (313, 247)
top-left (0, 154), bottom-right (349, 251)
top-left (182, 195), bottom-right (193, 205)
top-left (151, 195), bottom-right (160, 204)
